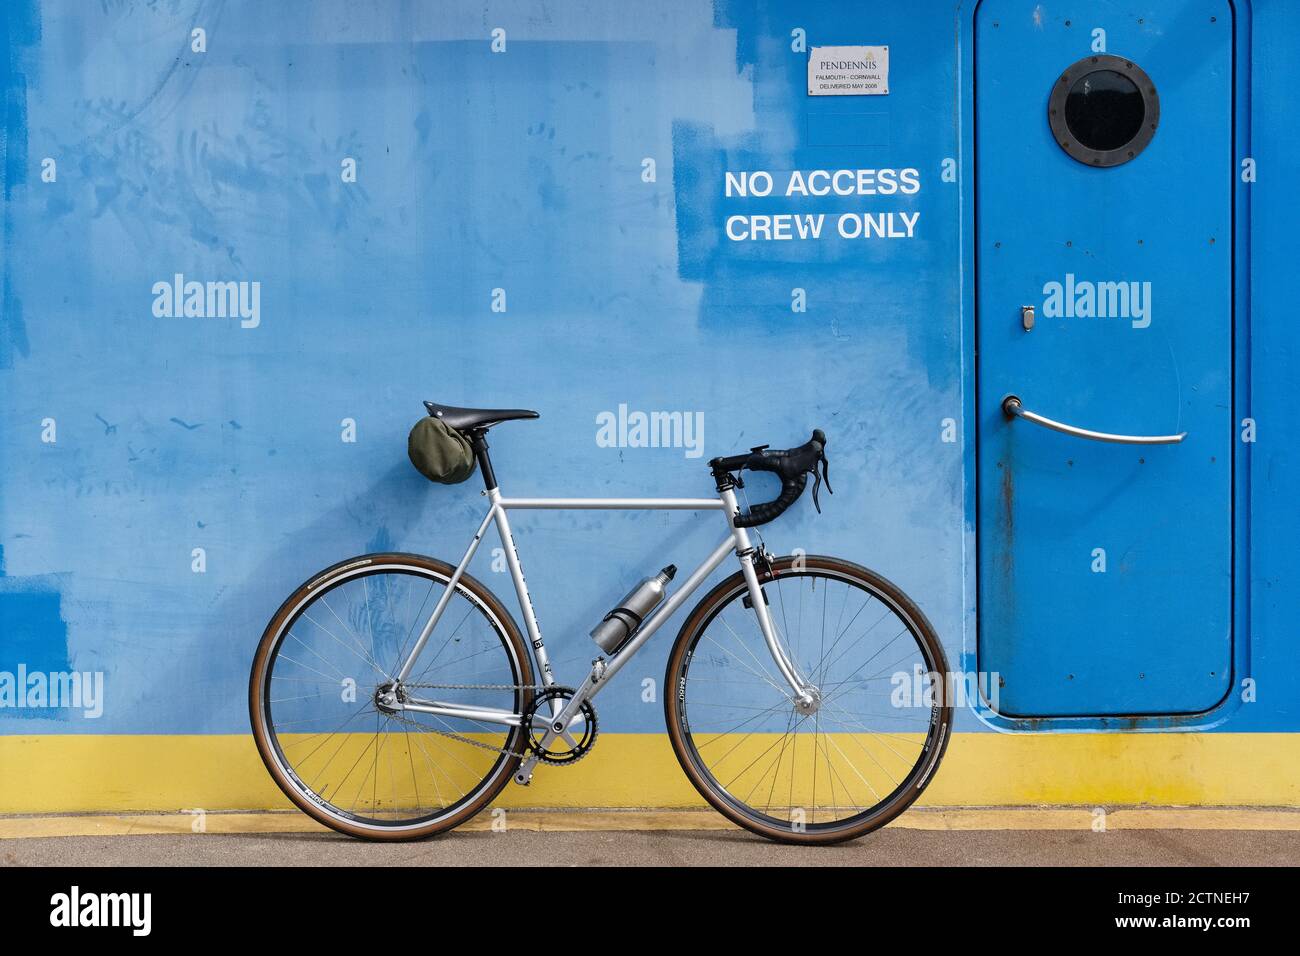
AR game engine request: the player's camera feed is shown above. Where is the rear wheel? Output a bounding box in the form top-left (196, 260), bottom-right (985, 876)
top-left (249, 553), bottom-right (533, 840)
top-left (665, 555), bottom-right (951, 845)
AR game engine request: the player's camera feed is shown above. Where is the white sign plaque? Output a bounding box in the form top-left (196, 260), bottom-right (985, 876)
top-left (808, 45), bottom-right (889, 96)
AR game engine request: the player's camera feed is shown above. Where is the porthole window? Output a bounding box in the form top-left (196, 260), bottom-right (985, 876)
top-left (1048, 54), bottom-right (1159, 167)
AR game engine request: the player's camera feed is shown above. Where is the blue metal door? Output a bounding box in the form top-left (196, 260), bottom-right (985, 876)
top-left (975, 1), bottom-right (1234, 717)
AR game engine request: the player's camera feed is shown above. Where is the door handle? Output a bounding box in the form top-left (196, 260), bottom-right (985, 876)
top-left (1002, 395), bottom-right (1186, 445)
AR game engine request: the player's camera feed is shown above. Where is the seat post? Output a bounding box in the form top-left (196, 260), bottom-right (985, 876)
top-left (468, 429), bottom-right (499, 491)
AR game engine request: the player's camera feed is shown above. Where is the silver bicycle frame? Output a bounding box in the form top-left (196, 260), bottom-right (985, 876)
top-left (392, 484), bottom-right (813, 784)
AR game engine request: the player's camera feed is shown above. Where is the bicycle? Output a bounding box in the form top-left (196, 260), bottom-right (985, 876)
top-left (250, 402), bottom-right (952, 845)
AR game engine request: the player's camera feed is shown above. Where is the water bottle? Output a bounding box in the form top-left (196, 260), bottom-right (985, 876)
top-left (589, 565), bottom-right (677, 654)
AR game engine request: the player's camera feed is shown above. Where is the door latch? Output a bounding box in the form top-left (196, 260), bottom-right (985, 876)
top-left (1020, 304), bottom-right (1035, 331)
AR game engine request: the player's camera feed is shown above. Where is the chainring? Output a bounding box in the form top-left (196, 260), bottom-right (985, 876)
top-left (523, 686), bottom-right (598, 765)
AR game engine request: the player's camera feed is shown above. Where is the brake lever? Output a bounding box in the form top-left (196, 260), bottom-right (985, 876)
top-left (810, 452), bottom-right (832, 513)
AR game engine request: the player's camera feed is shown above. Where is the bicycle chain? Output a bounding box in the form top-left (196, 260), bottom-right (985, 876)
top-left (384, 706), bottom-right (527, 759)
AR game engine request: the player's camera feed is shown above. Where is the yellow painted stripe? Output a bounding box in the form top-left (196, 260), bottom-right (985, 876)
top-left (3, 807), bottom-right (1300, 840)
top-left (2, 732), bottom-right (1299, 814)
top-left (261, 730), bottom-right (928, 813)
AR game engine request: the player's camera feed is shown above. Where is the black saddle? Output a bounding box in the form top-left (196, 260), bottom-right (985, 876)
top-left (423, 401), bottom-right (539, 432)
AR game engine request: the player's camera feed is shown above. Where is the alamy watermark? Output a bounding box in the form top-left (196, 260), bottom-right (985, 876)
top-left (50, 886), bottom-right (151, 936)
top-left (1042, 273), bottom-right (1151, 329)
top-left (596, 404), bottom-right (705, 459)
top-left (0, 665), bottom-right (105, 718)
top-left (891, 664), bottom-right (999, 712)
top-left (152, 273), bottom-right (261, 329)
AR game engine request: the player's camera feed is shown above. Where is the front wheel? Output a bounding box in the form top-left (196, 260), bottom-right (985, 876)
top-left (665, 555), bottom-right (951, 845)
top-left (249, 553), bottom-right (533, 840)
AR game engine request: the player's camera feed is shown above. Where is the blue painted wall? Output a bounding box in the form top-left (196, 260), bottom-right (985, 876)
top-left (1, 1), bottom-right (1294, 738)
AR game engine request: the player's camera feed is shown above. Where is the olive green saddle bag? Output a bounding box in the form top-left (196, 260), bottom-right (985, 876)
top-left (407, 416), bottom-right (477, 484)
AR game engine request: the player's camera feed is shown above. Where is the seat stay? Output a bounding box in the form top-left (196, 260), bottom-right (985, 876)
top-left (393, 505), bottom-right (499, 683)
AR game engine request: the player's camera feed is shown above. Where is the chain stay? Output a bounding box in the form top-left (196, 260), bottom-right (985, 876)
top-left (383, 681), bottom-right (541, 758)
top-left (403, 682), bottom-right (546, 691)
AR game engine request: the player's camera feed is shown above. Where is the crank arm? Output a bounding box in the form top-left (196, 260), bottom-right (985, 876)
top-left (512, 681), bottom-right (597, 786)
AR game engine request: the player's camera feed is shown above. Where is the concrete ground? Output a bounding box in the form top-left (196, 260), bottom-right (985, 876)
top-left (2, 808), bottom-right (1298, 866)
top-left (5, 826), bottom-right (1300, 867)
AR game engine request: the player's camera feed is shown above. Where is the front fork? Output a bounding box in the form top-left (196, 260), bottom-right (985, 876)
top-left (512, 490), bottom-right (817, 786)
top-left (736, 545), bottom-right (820, 713)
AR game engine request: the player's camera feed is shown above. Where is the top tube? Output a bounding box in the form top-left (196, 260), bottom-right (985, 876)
top-left (493, 496), bottom-right (727, 511)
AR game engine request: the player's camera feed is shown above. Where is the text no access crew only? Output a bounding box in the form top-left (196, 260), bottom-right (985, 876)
top-left (725, 211), bottom-right (920, 241)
